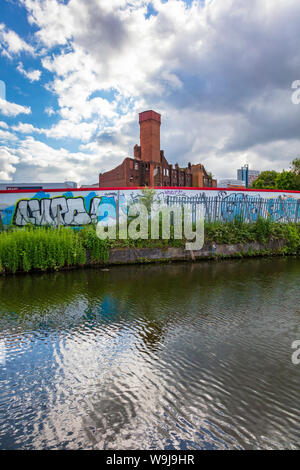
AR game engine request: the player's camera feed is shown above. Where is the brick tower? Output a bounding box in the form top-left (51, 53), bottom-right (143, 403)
top-left (139, 110), bottom-right (161, 163)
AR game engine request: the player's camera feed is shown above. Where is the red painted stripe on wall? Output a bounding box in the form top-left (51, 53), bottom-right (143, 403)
top-left (0, 186), bottom-right (300, 194)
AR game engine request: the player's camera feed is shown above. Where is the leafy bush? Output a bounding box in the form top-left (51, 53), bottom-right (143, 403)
top-left (79, 225), bottom-right (110, 262)
top-left (204, 218), bottom-right (300, 251)
top-left (0, 218), bottom-right (299, 274)
top-left (204, 220), bottom-right (254, 244)
top-left (253, 217), bottom-right (273, 243)
top-left (0, 226), bottom-right (86, 273)
top-left (284, 224), bottom-right (300, 254)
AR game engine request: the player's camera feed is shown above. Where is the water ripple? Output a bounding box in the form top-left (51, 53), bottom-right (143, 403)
top-left (0, 259), bottom-right (300, 449)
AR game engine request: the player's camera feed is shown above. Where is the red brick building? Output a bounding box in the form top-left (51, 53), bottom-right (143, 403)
top-left (99, 110), bottom-right (216, 188)
top-left (191, 163), bottom-right (217, 188)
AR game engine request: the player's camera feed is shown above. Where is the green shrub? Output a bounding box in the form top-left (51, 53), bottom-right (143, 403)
top-left (0, 226), bottom-right (86, 273)
top-left (252, 216), bottom-right (273, 243)
top-left (204, 218), bottom-right (300, 251)
top-left (284, 223), bottom-right (300, 254)
top-left (0, 218), bottom-right (299, 274)
top-left (79, 225), bottom-right (110, 262)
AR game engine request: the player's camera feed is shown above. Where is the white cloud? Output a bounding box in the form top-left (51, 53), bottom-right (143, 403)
top-left (0, 98), bottom-right (31, 117)
top-left (9, 0), bottom-right (300, 182)
top-left (0, 132), bottom-right (133, 184)
top-left (22, 0), bottom-right (73, 48)
top-left (12, 120), bottom-right (98, 142)
top-left (44, 106), bottom-right (55, 116)
top-left (43, 119), bottom-right (99, 141)
top-left (0, 147), bottom-right (19, 180)
top-left (7, 136), bottom-right (102, 183)
top-left (0, 129), bottom-right (17, 141)
top-left (0, 121), bottom-right (8, 129)
top-left (17, 62), bottom-right (42, 82)
top-left (0, 23), bottom-right (35, 58)
top-left (12, 122), bottom-right (40, 134)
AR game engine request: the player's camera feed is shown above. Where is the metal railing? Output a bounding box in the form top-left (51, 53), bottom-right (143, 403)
top-left (165, 196), bottom-right (300, 224)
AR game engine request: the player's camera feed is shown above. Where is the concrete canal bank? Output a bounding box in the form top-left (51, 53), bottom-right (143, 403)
top-left (0, 220), bottom-right (296, 274)
top-left (104, 239), bottom-right (287, 266)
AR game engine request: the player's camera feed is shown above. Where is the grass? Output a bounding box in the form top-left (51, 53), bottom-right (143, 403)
top-left (0, 226), bottom-right (86, 273)
top-left (204, 217), bottom-right (300, 252)
top-left (0, 217), bottom-right (299, 273)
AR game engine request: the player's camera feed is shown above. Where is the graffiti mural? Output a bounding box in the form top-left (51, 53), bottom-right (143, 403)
top-left (0, 187), bottom-right (300, 227)
top-left (14, 197), bottom-right (92, 226)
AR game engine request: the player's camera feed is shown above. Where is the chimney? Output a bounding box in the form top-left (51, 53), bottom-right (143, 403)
top-left (134, 144), bottom-right (141, 159)
top-left (139, 110), bottom-right (161, 163)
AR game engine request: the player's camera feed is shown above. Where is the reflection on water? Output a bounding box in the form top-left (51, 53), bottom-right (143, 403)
top-left (0, 258), bottom-right (300, 449)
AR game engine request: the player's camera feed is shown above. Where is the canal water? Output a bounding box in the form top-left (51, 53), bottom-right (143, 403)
top-left (0, 258), bottom-right (299, 450)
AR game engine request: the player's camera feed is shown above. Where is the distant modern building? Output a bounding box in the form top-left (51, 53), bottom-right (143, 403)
top-left (218, 179), bottom-right (246, 189)
top-left (99, 110), bottom-right (217, 188)
top-left (237, 165), bottom-right (260, 188)
top-left (0, 181), bottom-right (77, 191)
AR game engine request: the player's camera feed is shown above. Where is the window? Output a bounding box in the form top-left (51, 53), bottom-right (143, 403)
top-left (134, 163), bottom-right (139, 170)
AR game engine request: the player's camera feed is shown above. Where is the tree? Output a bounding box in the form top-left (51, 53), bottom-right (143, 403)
top-left (276, 170), bottom-right (300, 191)
top-left (275, 170), bottom-right (300, 191)
top-left (250, 160), bottom-right (300, 191)
top-left (251, 170), bottom-right (279, 189)
top-left (291, 158), bottom-right (300, 175)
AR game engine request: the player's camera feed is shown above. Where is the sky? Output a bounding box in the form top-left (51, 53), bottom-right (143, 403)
top-left (0, 0), bottom-right (300, 185)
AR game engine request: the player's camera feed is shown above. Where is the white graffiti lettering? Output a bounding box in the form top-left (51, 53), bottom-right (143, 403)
top-left (14, 197), bottom-right (92, 226)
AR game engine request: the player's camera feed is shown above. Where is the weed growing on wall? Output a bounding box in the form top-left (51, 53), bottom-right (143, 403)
top-left (204, 218), bottom-right (300, 249)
